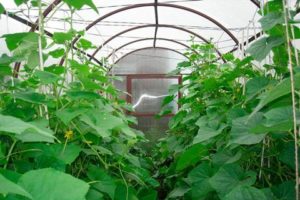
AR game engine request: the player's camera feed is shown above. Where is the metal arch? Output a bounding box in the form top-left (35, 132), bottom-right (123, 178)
top-left (114, 47), bottom-right (188, 64)
top-left (89, 24), bottom-right (225, 62)
top-left (153, 0), bottom-right (159, 47)
top-left (106, 37), bottom-right (199, 59)
top-left (84, 3), bottom-right (238, 44)
top-left (250, 0), bottom-right (260, 7)
top-left (66, 2), bottom-right (240, 55)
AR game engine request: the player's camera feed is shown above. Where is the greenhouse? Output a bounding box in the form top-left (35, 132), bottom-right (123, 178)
top-left (0, 0), bottom-right (300, 199)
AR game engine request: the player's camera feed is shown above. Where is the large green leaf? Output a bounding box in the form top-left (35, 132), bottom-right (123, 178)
top-left (14, 91), bottom-right (47, 104)
top-left (279, 142), bottom-right (300, 170)
top-left (176, 143), bottom-right (208, 171)
top-left (114, 184), bottom-right (138, 200)
top-left (193, 124), bottom-right (227, 144)
top-left (14, 0), bottom-right (29, 6)
top-left (52, 32), bottom-right (73, 44)
top-left (209, 164), bottom-right (256, 197)
top-left (49, 48), bottom-right (65, 58)
top-left (229, 113), bottom-right (266, 145)
top-left (137, 189), bottom-right (157, 200)
top-left (0, 114), bottom-right (55, 143)
top-left (123, 165), bottom-right (160, 187)
top-left (66, 91), bottom-right (100, 101)
top-left (245, 77), bottom-right (271, 101)
top-left (167, 186), bottom-right (190, 199)
top-left (0, 3), bottom-right (5, 14)
top-left (87, 165), bottom-right (116, 199)
top-left (26, 143), bottom-right (81, 168)
top-left (186, 162), bottom-right (216, 199)
top-left (18, 168), bottom-right (90, 200)
top-left (56, 107), bottom-right (90, 125)
top-left (33, 70), bottom-right (61, 84)
top-left (246, 36), bottom-right (284, 61)
top-left (252, 106), bottom-right (300, 133)
top-left (251, 73), bottom-right (300, 115)
top-left (223, 186), bottom-right (267, 200)
top-left (271, 181), bottom-right (295, 200)
top-left (1, 33), bottom-right (21, 50)
top-left (259, 12), bottom-right (284, 31)
top-left (62, 0), bottom-right (98, 13)
top-left (80, 111), bottom-right (124, 138)
top-left (0, 174), bottom-right (32, 199)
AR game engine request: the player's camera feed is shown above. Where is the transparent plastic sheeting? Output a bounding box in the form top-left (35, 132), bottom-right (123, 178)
top-left (0, 0), bottom-right (262, 64)
top-left (132, 78), bottom-right (179, 113)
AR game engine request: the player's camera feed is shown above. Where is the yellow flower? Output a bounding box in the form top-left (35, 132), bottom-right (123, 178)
top-left (64, 130), bottom-right (74, 140)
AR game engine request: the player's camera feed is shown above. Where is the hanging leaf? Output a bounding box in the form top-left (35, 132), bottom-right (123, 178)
top-left (62, 0), bottom-right (98, 13)
top-left (251, 73), bottom-right (300, 115)
top-left (245, 76), bottom-right (271, 101)
top-left (229, 113), bottom-right (266, 145)
top-left (137, 189), bottom-right (157, 200)
top-left (0, 65), bottom-right (12, 77)
top-left (259, 12), bottom-right (284, 31)
top-left (80, 111), bottom-right (124, 138)
top-left (76, 38), bottom-right (95, 50)
top-left (193, 124), bottom-right (227, 144)
top-left (87, 165), bottom-right (116, 199)
top-left (49, 48), bottom-right (65, 58)
top-left (0, 174), bottom-right (32, 199)
top-left (175, 143), bottom-right (208, 171)
top-left (18, 168), bottom-right (90, 200)
top-left (56, 107), bottom-right (90, 125)
top-left (0, 3), bottom-right (5, 14)
top-left (271, 181), bottom-right (295, 200)
top-left (14, 0), bottom-right (29, 6)
top-left (246, 36), bottom-right (285, 61)
top-left (0, 114), bottom-right (55, 143)
top-left (14, 91), bottom-right (47, 104)
top-left (34, 70), bottom-right (61, 84)
top-left (66, 90), bottom-right (100, 100)
top-left (279, 142), bottom-right (300, 170)
top-left (209, 164), bottom-right (256, 197)
top-left (185, 162), bottom-right (216, 199)
top-left (223, 186), bottom-right (267, 200)
top-left (53, 32), bottom-right (73, 44)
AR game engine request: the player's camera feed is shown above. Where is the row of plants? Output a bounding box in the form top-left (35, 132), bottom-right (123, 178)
top-left (0, 0), bottom-right (159, 200)
top-left (154, 0), bottom-right (300, 199)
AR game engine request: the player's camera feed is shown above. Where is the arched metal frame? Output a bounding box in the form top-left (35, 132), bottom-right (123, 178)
top-left (7, 0), bottom-right (261, 74)
top-left (106, 37), bottom-right (199, 59)
top-left (114, 46), bottom-right (188, 64)
top-left (62, 2), bottom-right (242, 65)
top-left (90, 24), bottom-right (225, 62)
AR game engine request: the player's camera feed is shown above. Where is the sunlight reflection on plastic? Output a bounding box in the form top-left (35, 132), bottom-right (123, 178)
top-left (132, 94), bottom-right (169, 109)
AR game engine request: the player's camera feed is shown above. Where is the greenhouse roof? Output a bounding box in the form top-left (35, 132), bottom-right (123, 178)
top-left (0, 0), bottom-right (262, 64)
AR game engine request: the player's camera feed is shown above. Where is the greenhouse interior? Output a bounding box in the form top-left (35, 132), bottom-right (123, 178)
top-left (1, 0), bottom-right (300, 199)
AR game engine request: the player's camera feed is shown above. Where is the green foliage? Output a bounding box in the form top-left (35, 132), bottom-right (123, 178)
top-left (0, 3), bottom-right (155, 199)
top-left (152, 3), bottom-right (300, 198)
top-left (18, 168), bottom-right (90, 200)
top-left (62, 0), bottom-right (98, 13)
top-left (0, 3), bottom-right (5, 14)
top-left (1, 1), bottom-right (299, 199)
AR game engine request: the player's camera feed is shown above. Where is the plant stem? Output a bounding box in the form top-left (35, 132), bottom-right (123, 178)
top-left (282, 1), bottom-right (299, 199)
top-left (119, 163), bottom-right (129, 200)
top-left (70, 121), bottom-right (108, 169)
top-left (4, 140), bottom-right (17, 169)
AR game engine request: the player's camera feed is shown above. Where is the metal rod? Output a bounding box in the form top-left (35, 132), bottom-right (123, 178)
top-left (89, 24), bottom-right (225, 62)
top-left (114, 46), bottom-right (188, 64)
top-left (106, 37), bottom-right (199, 58)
